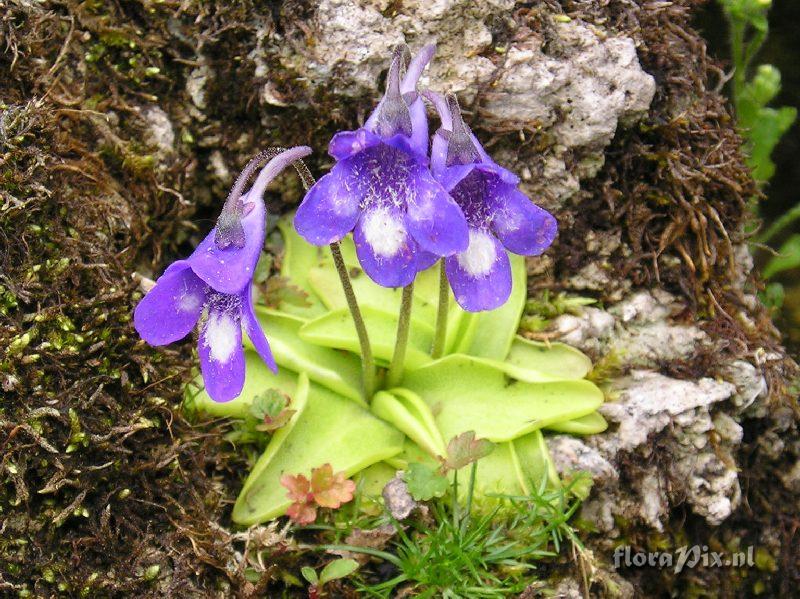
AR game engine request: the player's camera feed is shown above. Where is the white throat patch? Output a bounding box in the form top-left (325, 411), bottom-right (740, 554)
top-left (178, 290), bottom-right (203, 313)
top-left (204, 311), bottom-right (238, 364)
top-left (457, 229), bottom-right (497, 277)
top-left (361, 208), bottom-right (407, 258)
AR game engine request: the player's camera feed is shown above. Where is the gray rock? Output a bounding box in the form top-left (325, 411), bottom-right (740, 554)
top-left (547, 362), bottom-right (743, 529)
top-left (724, 359), bottom-right (768, 412)
top-left (186, 63), bottom-right (212, 111)
top-left (483, 22), bottom-right (655, 145)
top-left (551, 290), bottom-right (707, 365)
top-left (610, 321), bottom-right (709, 366)
top-left (141, 106), bottom-right (175, 161)
top-left (674, 451), bottom-right (740, 525)
top-left (637, 471), bottom-right (668, 530)
top-left (208, 150), bottom-right (232, 186)
top-left (780, 460), bottom-right (800, 494)
top-left (610, 290), bottom-right (675, 324)
top-left (271, 4), bottom-right (654, 209)
top-left (547, 435), bottom-right (618, 486)
top-left (553, 307), bottom-right (616, 351)
top-left (382, 474), bottom-right (417, 520)
top-left (598, 371), bottom-right (735, 453)
top-left (279, 0), bottom-right (514, 98)
top-left (551, 577), bottom-right (584, 599)
top-left (713, 412), bottom-right (744, 444)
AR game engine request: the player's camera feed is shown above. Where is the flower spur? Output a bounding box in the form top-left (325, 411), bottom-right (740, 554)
top-left (134, 146), bottom-right (312, 402)
top-left (426, 93), bottom-right (558, 311)
top-left (294, 44), bottom-right (469, 288)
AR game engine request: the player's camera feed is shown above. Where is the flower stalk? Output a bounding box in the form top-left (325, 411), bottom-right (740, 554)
top-left (464, 461), bottom-right (478, 525)
top-left (330, 242), bottom-right (376, 400)
top-left (431, 260), bottom-right (449, 359)
top-left (387, 282), bottom-right (415, 388)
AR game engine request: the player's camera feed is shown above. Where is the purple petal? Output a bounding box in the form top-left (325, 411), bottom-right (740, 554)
top-left (364, 46), bottom-right (431, 157)
top-left (188, 147), bottom-right (312, 294)
top-left (437, 162), bottom-right (477, 193)
top-left (294, 160), bottom-right (363, 245)
top-left (406, 97), bottom-right (429, 157)
top-left (434, 144), bottom-right (517, 191)
top-left (430, 130), bottom-right (449, 177)
top-left (474, 154), bottom-right (519, 186)
top-left (134, 261), bottom-right (205, 345)
top-left (402, 45), bottom-right (436, 155)
top-left (491, 187), bottom-right (557, 256)
top-left (405, 166), bottom-right (468, 257)
top-left (380, 134), bottom-right (428, 165)
top-left (425, 90), bottom-right (519, 186)
top-left (302, 140), bottom-right (426, 247)
top-left (198, 299), bottom-right (246, 402)
top-left (353, 207), bottom-right (419, 287)
top-left (241, 285), bottom-right (278, 373)
top-left (445, 229), bottom-right (512, 312)
top-left (247, 146), bottom-right (312, 200)
top-left (367, 48), bottom-right (413, 139)
top-left (423, 91), bottom-right (453, 178)
top-left (187, 191), bottom-right (266, 295)
top-left (416, 250), bottom-right (440, 272)
top-left (328, 128), bottom-right (382, 161)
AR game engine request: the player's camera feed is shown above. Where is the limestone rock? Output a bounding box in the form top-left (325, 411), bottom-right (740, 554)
top-left (272, 3), bottom-right (655, 209)
top-left (599, 371), bottom-right (735, 453)
top-left (547, 435), bottom-right (618, 486)
top-left (141, 106), bottom-right (175, 163)
top-left (279, 0), bottom-right (515, 98)
top-left (482, 21), bottom-right (656, 145)
top-left (549, 369), bottom-right (743, 530)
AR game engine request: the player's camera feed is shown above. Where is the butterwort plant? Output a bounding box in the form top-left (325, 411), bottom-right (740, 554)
top-left (293, 44), bottom-right (474, 391)
top-left (134, 146), bottom-right (311, 402)
top-left (140, 42), bottom-right (606, 530)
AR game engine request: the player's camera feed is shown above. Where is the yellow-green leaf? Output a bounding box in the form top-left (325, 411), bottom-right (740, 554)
top-left (276, 218), bottom-right (327, 318)
top-left (454, 430), bottom-right (558, 500)
top-left (403, 354), bottom-right (604, 443)
top-left (545, 411), bottom-right (608, 435)
top-left (185, 350), bottom-right (302, 419)
top-left (233, 376), bottom-right (404, 525)
top-left (493, 336), bottom-right (593, 382)
top-left (299, 306), bottom-right (434, 369)
top-left (371, 389), bottom-right (446, 458)
top-left (253, 308), bottom-right (364, 405)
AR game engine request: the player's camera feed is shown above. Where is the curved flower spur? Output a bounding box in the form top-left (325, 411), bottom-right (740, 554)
top-left (134, 146), bottom-right (312, 402)
top-left (426, 92), bottom-right (558, 312)
top-left (294, 44), bottom-right (469, 288)
top-left (178, 43), bottom-right (607, 532)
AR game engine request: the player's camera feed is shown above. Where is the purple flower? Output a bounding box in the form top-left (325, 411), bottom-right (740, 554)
top-left (426, 93), bottom-right (557, 312)
top-left (134, 146), bottom-right (312, 402)
top-left (294, 45), bottom-right (469, 288)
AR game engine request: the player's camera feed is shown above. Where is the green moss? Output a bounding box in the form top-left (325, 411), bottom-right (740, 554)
top-left (0, 285), bottom-right (18, 315)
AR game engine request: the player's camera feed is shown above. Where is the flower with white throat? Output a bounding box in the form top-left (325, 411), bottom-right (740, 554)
top-left (426, 93), bottom-right (558, 312)
top-left (294, 45), bottom-right (469, 288)
top-left (134, 146), bottom-right (311, 402)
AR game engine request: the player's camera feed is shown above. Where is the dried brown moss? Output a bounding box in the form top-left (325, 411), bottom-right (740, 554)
top-left (0, 2), bottom-right (270, 596)
top-left (1, 0), bottom-right (798, 597)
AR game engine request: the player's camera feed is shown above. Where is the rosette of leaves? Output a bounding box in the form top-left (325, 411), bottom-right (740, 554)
top-left (185, 216), bottom-right (606, 525)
